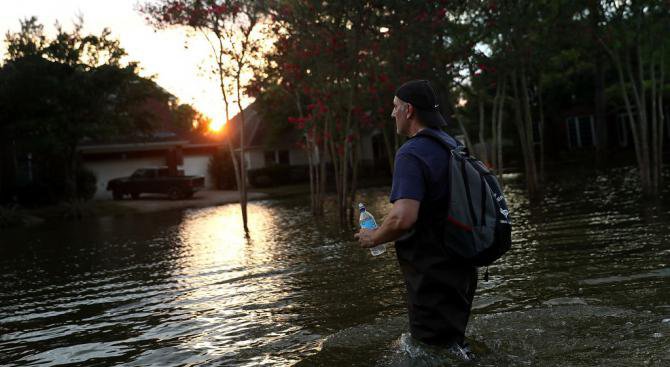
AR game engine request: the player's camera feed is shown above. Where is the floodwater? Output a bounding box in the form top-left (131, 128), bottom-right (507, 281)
top-left (1, 165), bottom-right (669, 366)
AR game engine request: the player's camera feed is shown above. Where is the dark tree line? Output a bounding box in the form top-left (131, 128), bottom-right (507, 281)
top-left (138, 0), bottom-right (669, 230)
top-left (0, 17), bottom-right (207, 206)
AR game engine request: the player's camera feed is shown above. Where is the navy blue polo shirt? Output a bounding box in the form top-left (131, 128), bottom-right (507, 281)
top-left (390, 128), bottom-right (459, 204)
top-left (390, 128), bottom-right (476, 346)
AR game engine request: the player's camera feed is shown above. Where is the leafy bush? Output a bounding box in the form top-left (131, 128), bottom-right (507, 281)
top-left (16, 182), bottom-right (55, 207)
top-left (208, 149), bottom-right (237, 190)
top-left (0, 205), bottom-right (25, 228)
top-left (58, 199), bottom-right (94, 220)
top-left (76, 167), bottom-right (97, 200)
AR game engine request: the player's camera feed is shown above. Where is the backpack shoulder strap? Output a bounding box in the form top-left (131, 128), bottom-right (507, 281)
top-left (414, 128), bottom-right (463, 155)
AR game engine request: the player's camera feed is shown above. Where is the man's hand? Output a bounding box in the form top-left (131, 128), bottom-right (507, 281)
top-left (353, 199), bottom-right (420, 252)
top-left (354, 228), bottom-right (377, 248)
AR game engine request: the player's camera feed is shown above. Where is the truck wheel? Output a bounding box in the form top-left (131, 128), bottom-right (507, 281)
top-left (167, 187), bottom-right (182, 200)
top-left (130, 192), bottom-right (140, 200)
top-left (112, 190), bottom-right (123, 200)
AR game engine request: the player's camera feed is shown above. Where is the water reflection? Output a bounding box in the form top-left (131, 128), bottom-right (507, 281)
top-left (177, 203), bottom-right (274, 265)
top-left (1, 165), bottom-right (669, 366)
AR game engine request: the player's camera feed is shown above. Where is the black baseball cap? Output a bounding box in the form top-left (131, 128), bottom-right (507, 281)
top-left (395, 80), bottom-right (448, 127)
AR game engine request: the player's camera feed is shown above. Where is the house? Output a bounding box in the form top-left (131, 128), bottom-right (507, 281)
top-left (560, 106), bottom-right (670, 150)
top-left (80, 134), bottom-right (224, 199)
top-left (224, 102), bottom-right (383, 176)
top-left (224, 102), bottom-right (310, 170)
top-left (81, 101), bottom-right (386, 199)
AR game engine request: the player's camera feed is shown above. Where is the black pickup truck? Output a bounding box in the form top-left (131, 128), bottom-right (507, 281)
top-left (107, 167), bottom-right (205, 200)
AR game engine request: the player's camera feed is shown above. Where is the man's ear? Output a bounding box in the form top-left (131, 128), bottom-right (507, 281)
top-left (406, 104), bottom-right (413, 119)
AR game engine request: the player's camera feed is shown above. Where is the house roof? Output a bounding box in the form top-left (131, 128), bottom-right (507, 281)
top-left (79, 99), bottom-right (302, 155)
top-left (79, 140), bottom-right (190, 154)
top-left (224, 101), bottom-right (301, 151)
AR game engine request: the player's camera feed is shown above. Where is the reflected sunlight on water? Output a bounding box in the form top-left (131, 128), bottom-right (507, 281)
top-left (163, 203), bottom-right (315, 365)
top-left (177, 203), bottom-right (276, 265)
top-left (1, 165), bottom-right (669, 366)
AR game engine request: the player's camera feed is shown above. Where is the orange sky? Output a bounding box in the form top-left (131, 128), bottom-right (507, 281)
top-left (0, 0), bottom-right (253, 129)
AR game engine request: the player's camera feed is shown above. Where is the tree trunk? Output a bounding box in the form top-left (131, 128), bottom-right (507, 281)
top-left (510, 76), bottom-right (529, 193)
top-left (491, 81), bottom-right (501, 169)
top-left (594, 53), bottom-right (608, 161)
top-left (657, 48), bottom-right (665, 194)
top-left (520, 67), bottom-right (539, 196)
top-left (236, 77), bottom-right (249, 233)
top-left (374, 94), bottom-right (395, 174)
top-left (538, 81), bottom-right (546, 183)
top-left (381, 124), bottom-right (395, 174)
top-left (295, 90), bottom-right (319, 215)
top-left (455, 114), bottom-right (473, 151)
top-left (604, 44), bottom-right (644, 182)
top-left (307, 138), bottom-right (316, 212)
top-left (318, 115), bottom-right (331, 216)
top-left (337, 88), bottom-right (356, 227)
top-left (497, 80), bottom-right (507, 186)
top-left (651, 52), bottom-right (659, 195)
top-left (220, 84), bottom-right (242, 211)
top-left (590, 2), bottom-right (608, 162)
top-left (0, 144), bottom-right (3, 202)
top-left (348, 136), bottom-right (360, 228)
top-left (328, 126), bottom-right (342, 225)
top-left (209, 30), bottom-right (245, 231)
top-left (511, 70), bottom-right (537, 197)
top-left (478, 99), bottom-right (487, 161)
top-left (624, 44), bottom-right (652, 195)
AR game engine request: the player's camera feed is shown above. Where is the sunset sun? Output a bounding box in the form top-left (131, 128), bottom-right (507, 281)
top-left (208, 118), bottom-right (226, 133)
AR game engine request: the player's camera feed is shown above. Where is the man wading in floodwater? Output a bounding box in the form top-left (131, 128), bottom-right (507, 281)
top-left (355, 80), bottom-right (477, 357)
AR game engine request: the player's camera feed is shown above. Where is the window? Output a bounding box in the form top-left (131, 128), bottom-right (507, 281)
top-left (265, 150), bottom-right (290, 165)
top-left (566, 115), bottom-right (596, 148)
top-left (264, 151), bottom-right (275, 166)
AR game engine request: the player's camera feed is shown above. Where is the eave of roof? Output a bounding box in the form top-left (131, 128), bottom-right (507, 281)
top-left (78, 140), bottom-right (190, 154)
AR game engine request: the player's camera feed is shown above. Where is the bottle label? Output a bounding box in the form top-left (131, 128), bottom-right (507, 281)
top-left (360, 218), bottom-right (377, 229)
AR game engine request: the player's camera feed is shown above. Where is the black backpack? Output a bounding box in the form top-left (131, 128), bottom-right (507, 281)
top-left (417, 129), bottom-right (512, 268)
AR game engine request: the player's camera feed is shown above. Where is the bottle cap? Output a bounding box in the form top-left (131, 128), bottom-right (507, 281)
top-left (358, 203), bottom-right (365, 211)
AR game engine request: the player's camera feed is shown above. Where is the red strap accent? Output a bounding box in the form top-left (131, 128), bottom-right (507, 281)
top-left (447, 215), bottom-right (473, 231)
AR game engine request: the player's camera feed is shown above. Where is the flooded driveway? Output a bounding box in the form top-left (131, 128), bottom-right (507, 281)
top-left (1, 165), bottom-right (669, 366)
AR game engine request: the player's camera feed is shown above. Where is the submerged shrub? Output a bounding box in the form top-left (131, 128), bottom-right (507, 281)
top-left (77, 167), bottom-right (98, 201)
top-left (58, 199), bottom-right (94, 220)
top-left (0, 205), bottom-right (29, 228)
top-left (208, 149), bottom-right (237, 190)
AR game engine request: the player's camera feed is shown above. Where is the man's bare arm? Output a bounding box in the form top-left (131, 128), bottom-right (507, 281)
top-left (354, 199), bottom-right (420, 248)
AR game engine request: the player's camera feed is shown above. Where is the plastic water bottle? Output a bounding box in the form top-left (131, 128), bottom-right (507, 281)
top-left (359, 203), bottom-right (386, 256)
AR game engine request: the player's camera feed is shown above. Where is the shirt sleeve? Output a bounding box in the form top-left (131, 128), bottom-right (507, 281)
top-left (390, 152), bottom-right (426, 203)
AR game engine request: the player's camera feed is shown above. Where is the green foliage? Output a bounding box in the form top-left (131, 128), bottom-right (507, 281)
top-left (251, 84), bottom-right (297, 147)
top-left (0, 205), bottom-right (29, 228)
top-left (208, 149), bottom-right (237, 190)
top-left (57, 199), bottom-right (94, 221)
top-left (76, 167), bottom-right (97, 201)
top-left (172, 103), bottom-right (211, 136)
top-left (0, 16), bottom-right (181, 204)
